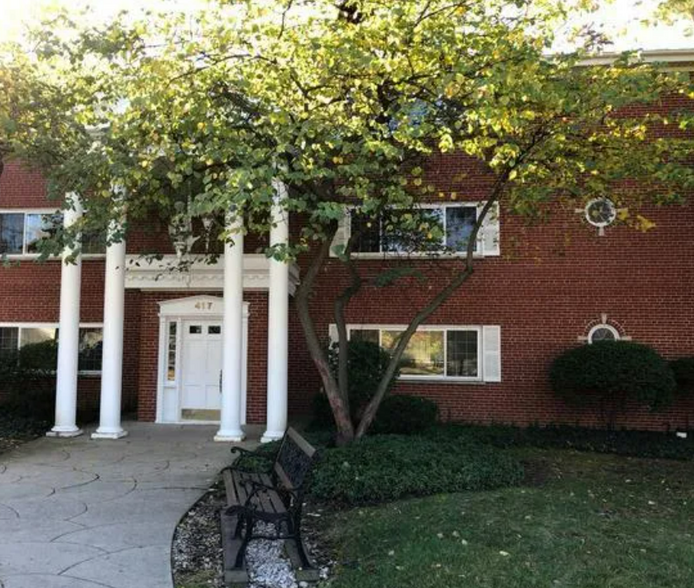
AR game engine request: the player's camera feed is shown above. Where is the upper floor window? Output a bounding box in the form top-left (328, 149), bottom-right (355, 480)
top-left (333, 202), bottom-right (500, 258)
top-left (0, 211), bottom-right (105, 257)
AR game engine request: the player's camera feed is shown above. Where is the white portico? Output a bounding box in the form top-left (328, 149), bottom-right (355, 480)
top-left (49, 196), bottom-right (298, 443)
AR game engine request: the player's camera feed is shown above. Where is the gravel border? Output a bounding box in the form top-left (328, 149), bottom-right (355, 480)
top-left (172, 479), bottom-right (332, 588)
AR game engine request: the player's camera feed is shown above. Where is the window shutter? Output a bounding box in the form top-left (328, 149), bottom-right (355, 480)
top-left (330, 211), bottom-right (350, 258)
top-left (479, 202), bottom-right (500, 257)
top-left (328, 324), bottom-right (339, 344)
top-left (482, 325), bottom-right (501, 382)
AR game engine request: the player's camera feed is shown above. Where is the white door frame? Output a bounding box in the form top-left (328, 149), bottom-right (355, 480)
top-left (155, 295), bottom-right (249, 425)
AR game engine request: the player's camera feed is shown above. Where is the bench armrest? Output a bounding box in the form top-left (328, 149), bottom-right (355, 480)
top-left (242, 479), bottom-right (298, 508)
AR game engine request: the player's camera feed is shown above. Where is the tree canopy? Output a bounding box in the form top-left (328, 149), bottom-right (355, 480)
top-left (1, 0), bottom-right (692, 442)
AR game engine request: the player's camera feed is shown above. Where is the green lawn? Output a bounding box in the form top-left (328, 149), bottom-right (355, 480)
top-left (319, 448), bottom-right (694, 588)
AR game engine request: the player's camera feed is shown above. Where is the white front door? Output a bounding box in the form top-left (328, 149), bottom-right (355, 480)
top-left (180, 320), bottom-right (223, 421)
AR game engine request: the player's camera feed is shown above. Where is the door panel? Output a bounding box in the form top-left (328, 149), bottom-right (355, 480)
top-left (181, 321), bottom-right (223, 420)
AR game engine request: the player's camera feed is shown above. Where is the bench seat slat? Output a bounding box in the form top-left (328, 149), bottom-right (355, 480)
top-left (224, 470), bottom-right (287, 515)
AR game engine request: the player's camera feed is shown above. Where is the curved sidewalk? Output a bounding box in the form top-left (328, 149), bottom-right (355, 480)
top-left (0, 422), bottom-right (242, 588)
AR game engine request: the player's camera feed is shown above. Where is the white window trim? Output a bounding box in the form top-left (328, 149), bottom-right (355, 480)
top-left (0, 209), bottom-right (106, 260)
top-left (345, 200), bottom-right (492, 259)
top-left (0, 321), bottom-right (105, 375)
top-left (587, 323), bottom-right (621, 344)
top-left (330, 323), bottom-right (488, 383)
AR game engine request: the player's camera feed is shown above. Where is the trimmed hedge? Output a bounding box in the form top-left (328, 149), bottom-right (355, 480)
top-left (309, 435), bottom-right (524, 505)
top-left (550, 341), bottom-right (676, 414)
top-left (429, 424), bottom-right (694, 461)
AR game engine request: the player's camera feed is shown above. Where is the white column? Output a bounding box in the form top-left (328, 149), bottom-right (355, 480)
top-left (215, 212), bottom-right (245, 442)
top-left (262, 181), bottom-right (289, 443)
top-left (48, 196), bottom-right (84, 438)
top-left (92, 213), bottom-right (128, 440)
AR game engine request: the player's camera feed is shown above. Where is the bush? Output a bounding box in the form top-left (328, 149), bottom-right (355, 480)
top-left (312, 339), bottom-right (400, 430)
top-left (0, 341), bottom-right (58, 421)
top-left (550, 341), bottom-right (676, 424)
top-left (371, 394), bottom-right (438, 435)
top-left (310, 435), bottom-right (523, 505)
top-left (428, 423), bottom-right (694, 461)
top-left (670, 357), bottom-right (694, 394)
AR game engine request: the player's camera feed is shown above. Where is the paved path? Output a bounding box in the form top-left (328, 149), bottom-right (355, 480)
top-left (0, 422), bottom-right (247, 588)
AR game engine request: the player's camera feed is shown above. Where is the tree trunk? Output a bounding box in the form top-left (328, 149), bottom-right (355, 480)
top-left (354, 192), bottom-right (506, 439)
top-left (294, 222), bottom-right (355, 444)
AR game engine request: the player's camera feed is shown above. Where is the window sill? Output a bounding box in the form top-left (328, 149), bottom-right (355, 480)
top-left (0, 254), bottom-right (106, 261)
top-left (398, 376), bottom-right (486, 384)
top-left (78, 371), bottom-right (102, 378)
top-left (344, 251), bottom-right (486, 260)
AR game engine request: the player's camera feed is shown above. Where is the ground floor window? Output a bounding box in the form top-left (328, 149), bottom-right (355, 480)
top-left (0, 324), bottom-right (104, 373)
top-left (330, 324), bottom-right (501, 382)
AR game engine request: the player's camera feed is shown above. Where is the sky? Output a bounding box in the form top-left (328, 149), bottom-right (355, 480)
top-left (0, 0), bottom-right (692, 51)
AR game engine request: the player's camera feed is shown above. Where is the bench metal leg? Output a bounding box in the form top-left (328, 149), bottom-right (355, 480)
top-left (235, 514), bottom-right (253, 569)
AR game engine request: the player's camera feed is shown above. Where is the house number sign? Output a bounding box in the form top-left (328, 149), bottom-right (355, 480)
top-left (194, 301), bottom-right (214, 310)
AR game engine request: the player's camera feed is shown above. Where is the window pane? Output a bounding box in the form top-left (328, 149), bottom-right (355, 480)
top-left (208, 325), bottom-right (221, 335)
top-left (78, 328), bottom-right (103, 372)
top-left (0, 327), bottom-right (19, 354)
top-left (82, 230), bottom-right (107, 254)
top-left (189, 325), bottom-right (202, 334)
top-left (26, 213), bottom-right (62, 254)
top-left (383, 208), bottom-right (443, 253)
top-left (447, 330), bottom-right (478, 377)
top-left (383, 329), bottom-right (444, 376)
top-left (446, 207), bottom-right (477, 252)
top-left (590, 327), bottom-right (617, 343)
top-left (349, 329), bottom-right (379, 344)
top-left (20, 327), bottom-right (57, 347)
top-left (0, 213), bottom-right (25, 254)
top-left (351, 214), bottom-right (381, 253)
top-left (167, 322), bottom-right (177, 381)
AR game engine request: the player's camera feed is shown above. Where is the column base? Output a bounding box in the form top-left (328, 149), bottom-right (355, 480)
top-left (214, 430), bottom-right (245, 443)
top-left (46, 427), bottom-right (83, 438)
top-left (91, 429), bottom-right (128, 440)
top-left (261, 430), bottom-right (285, 444)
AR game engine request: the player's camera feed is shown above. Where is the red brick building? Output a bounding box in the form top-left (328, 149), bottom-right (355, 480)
top-left (1, 53), bottom-right (693, 440)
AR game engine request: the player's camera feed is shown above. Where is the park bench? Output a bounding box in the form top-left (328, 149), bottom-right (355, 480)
top-left (221, 427), bottom-right (319, 586)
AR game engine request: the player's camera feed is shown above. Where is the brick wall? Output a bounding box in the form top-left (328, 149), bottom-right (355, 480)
top-left (288, 149), bottom-right (694, 431)
top-left (2, 91), bottom-right (693, 432)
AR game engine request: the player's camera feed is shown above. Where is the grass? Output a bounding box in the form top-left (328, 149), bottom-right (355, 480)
top-left (318, 448), bottom-right (694, 588)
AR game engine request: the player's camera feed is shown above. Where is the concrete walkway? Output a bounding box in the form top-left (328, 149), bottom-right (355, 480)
top-left (0, 422), bottom-right (250, 588)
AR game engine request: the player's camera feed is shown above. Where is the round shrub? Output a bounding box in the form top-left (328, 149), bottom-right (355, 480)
top-left (670, 357), bottom-right (694, 394)
top-left (309, 435), bottom-right (524, 505)
top-left (550, 341), bottom-right (676, 412)
top-left (371, 394), bottom-right (438, 435)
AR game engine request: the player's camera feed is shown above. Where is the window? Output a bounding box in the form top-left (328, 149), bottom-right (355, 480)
top-left (588, 324), bottom-right (620, 344)
top-left (0, 211), bottom-right (105, 257)
top-left (339, 325), bottom-right (489, 381)
top-left (334, 201), bottom-right (500, 258)
top-left (167, 322), bottom-right (177, 382)
top-left (0, 324), bottom-right (103, 372)
top-left (584, 198), bottom-right (616, 228)
top-left (351, 204), bottom-right (478, 254)
top-left (78, 328), bottom-right (103, 372)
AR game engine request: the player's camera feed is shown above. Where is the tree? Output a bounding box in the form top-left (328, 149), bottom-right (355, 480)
top-left (1, 0), bottom-right (692, 444)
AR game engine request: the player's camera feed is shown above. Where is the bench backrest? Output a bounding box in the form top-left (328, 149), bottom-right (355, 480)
top-left (274, 428), bottom-right (317, 494)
